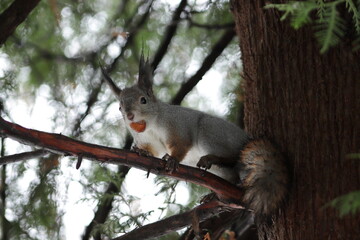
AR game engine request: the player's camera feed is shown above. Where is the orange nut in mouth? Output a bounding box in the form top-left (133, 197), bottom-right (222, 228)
top-left (130, 120), bottom-right (146, 133)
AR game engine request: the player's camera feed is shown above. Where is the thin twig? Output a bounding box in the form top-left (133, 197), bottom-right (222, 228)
top-left (0, 150), bottom-right (49, 165)
top-left (185, 15), bottom-right (235, 30)
top-left (109, 0), bottom-right (155, 72)
top-left (150, 0), bottom-right (188, 72)
top-left (171, 28), bottom-right (236, 105)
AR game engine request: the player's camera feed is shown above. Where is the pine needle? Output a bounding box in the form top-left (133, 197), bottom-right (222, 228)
top-left (314, 1), bottom-right (346, 53)
top-left (345, 0), bottom-right (360, 34)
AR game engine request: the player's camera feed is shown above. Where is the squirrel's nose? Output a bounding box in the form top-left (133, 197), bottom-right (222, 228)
top-left (127, 112), bottom-right (134, 121)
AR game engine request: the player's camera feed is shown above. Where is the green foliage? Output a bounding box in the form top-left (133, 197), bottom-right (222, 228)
top-left (91, 210), bottom-right (156, 238)
top-left (314, 1), bottom-right (347, 53)
top-left (346, 153), bottom-right (360, 159)
top-left (0, 0), bottom-right (13, 12)
top-left (346, 0), bottom-right (360, 33)
top-left (265, 0), bottom-right (360, 53)
top-left (265, 1), bottom-right (318, 29)
top-left (4, 156), bottom-right (62, 240)
top-left (325, 153), bottom-right (360, 217)
top-left (325, 191), bottom-right (360, 217)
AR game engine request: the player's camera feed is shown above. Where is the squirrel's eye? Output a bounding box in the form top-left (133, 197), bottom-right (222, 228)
top-left (119, 104), bottom-right (122, 111)
top-left (140, 97), bottom-right (147, 104)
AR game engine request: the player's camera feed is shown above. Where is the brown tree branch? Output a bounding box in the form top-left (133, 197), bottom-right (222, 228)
top-left (11, 36), bottom-right (91, 63)
top-left (0, 115), bottom-right (245, 239)
top-left (171, 28), bottom-right (236, 105)
top-left (0, 115), bottom-right (243, 202)
top-left (112, 199), bottom-right (244, 240)
top-left (183, 12), bottom-right (235, 30)
top-left (188, 21), bottom-right (235, 30)
top-left (0, 0), bottom-right (41, 45)
top-left (71, 79), bottom-right (104, 138)
top-left (0, 149), bottom-right (49, 165)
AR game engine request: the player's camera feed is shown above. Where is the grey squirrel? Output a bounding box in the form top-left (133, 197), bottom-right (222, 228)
top-left (100, 56), bottom-right (289, 216)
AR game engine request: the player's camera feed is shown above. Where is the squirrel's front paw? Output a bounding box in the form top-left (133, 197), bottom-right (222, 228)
top-left (132, 145), bottom-right (153, 157)
top-left (197, 155), bottom-right (214, 170)
top-left (162, 154), bottom-right (179, 173)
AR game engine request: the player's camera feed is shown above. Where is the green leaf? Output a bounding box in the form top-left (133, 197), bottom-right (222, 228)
top-left (316, 0), bottom-right (327, 20)
top-left (291, 1), bottom-right (318, 29)
top-left (345, 0), bottom-right (360, 34)
top-left (346, 153), bottom-right (360, 159)
top-left (265, 1), bottom-right (318, 29)
top-left (266, 0), bottom-right (360, 53)
top-left (265, 3), bottom-right (297, 21)
top-left (314, 1), bottom-right (346, 53)
top-left (325, 191), bottom-right (360, 217)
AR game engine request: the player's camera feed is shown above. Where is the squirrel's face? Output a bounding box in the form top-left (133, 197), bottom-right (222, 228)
top-left (119, 86), bottom-right (157, 125)
top-left (101, 54), bottom-right (155, 132)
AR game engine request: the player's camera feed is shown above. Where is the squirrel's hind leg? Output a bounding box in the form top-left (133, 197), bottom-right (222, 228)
top-left (163, 137), bottom-right (192, 173)
top-left (197, 154), bottom-right (237, 170)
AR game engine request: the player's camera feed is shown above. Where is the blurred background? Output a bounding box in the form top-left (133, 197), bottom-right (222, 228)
top-left (0, 0), bottom-right (244, 239)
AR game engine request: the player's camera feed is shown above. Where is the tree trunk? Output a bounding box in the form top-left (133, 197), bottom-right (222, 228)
top-left (232, 1), bottom-right (360, 239)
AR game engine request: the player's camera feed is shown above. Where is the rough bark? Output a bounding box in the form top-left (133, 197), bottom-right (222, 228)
top-left (232, 1), bottom-right (360, 239)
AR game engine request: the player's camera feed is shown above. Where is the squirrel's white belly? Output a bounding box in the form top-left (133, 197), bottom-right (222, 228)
top-left (132, 127), bottom-right (168, 158)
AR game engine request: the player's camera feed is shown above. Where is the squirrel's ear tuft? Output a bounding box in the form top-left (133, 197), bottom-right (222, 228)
top-left (138, 54), bottom-right (154, 97)
top-left (99, 61), bottom-right (122, 100)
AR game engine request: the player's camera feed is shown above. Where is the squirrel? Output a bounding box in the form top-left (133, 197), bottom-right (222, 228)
top-left (100, 56), bottom-right (289, 216)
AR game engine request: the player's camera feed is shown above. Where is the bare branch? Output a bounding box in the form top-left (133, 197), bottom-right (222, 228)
top-left (171, 28), bottom-right (236, 105)
top-left (184, 13), bottom-right (235, 30)
top-left (0, 150), bottom-right (49, 165)
top-left (112, 199), bottom-right (244, 240)
top-left (0, 0), bottom-right (41, 45)
top-left (71, 79), bottom-right (104, 137)
top-left (0, 116), bottom-right (243, 202)
top-left (189, 21), bottom-right (235, 30)
top-left (11, 36), bottom-right (91, 63)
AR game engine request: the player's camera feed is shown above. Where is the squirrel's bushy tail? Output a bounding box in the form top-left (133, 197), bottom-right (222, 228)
top-left (239, 139), bottom-right (289, 216)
